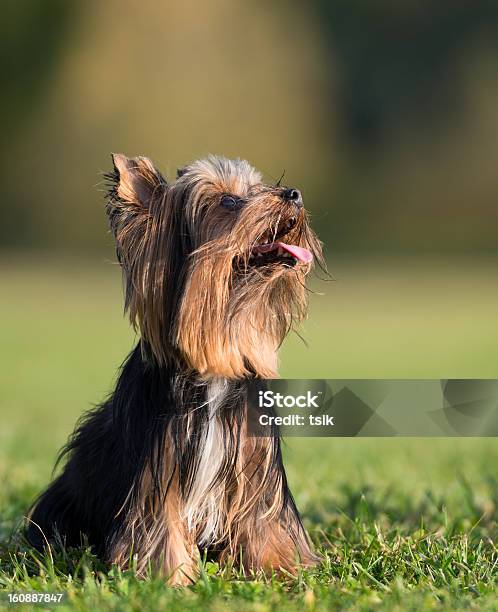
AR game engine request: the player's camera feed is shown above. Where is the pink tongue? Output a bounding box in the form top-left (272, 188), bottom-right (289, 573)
top-left (254, 241), bottom-right (313, 264)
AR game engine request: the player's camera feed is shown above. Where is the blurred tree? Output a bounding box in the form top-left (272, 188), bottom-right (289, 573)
top-left (0, 1), bottom-right (77, 247)
top-left (313, 0), bottom-right (498, 146)
top-left (0, 1), bottom-right (77, 145)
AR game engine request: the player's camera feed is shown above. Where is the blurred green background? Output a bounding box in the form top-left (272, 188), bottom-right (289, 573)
top-left (1, 0), bottom-right (498, 555)
top-left (2, 1), bottom-right (498, 254)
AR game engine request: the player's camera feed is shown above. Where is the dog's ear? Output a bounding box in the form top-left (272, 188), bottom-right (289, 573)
top-left (108, 153), bottom-right (166, 210)
top-left (105, 154), bottom-right (167, 263)
top-left (105, 153), bottom-right (167, 246)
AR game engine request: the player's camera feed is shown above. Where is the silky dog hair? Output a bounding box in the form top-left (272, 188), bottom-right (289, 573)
top-left (27, 154), bottom-right (323, 584)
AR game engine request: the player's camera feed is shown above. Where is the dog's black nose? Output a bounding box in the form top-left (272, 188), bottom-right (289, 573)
top-left (283, 188), bottom-right (303, 209)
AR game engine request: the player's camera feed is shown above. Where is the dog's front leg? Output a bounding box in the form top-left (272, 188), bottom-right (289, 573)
top-left (240, 504), bottom-right (319, 574)
top-left (218, 431), bottom-right (319, 574)
top-left (109, 475), bottom-right (198, 586)
top-left (159, 483), bottom-right (199, 585)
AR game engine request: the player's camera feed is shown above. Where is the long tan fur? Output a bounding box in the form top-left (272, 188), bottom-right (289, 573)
top-left (104, 153), bottom-right (323, 584)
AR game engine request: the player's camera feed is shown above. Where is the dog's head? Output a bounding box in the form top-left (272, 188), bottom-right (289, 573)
top-left (106, 154), bottom-right (323, 378)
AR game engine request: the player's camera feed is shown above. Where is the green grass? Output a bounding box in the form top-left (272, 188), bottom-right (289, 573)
top-left (1, 254), bottom-right (498, 610)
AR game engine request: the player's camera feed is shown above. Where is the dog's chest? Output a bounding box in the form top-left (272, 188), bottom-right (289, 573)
top-left (182, 379), bottom-right (229, 546)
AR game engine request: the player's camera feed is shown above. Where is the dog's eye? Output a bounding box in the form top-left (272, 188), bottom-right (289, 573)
top-left (220, 195), bottom-right (244, 211)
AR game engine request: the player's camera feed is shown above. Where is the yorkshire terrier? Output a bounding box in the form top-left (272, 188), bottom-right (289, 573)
top-left (27, 154), bottom-right (323, 584)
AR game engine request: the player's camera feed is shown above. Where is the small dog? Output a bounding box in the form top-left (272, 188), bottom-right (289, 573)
top-left (27, 154), bottom-right (323, 584)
